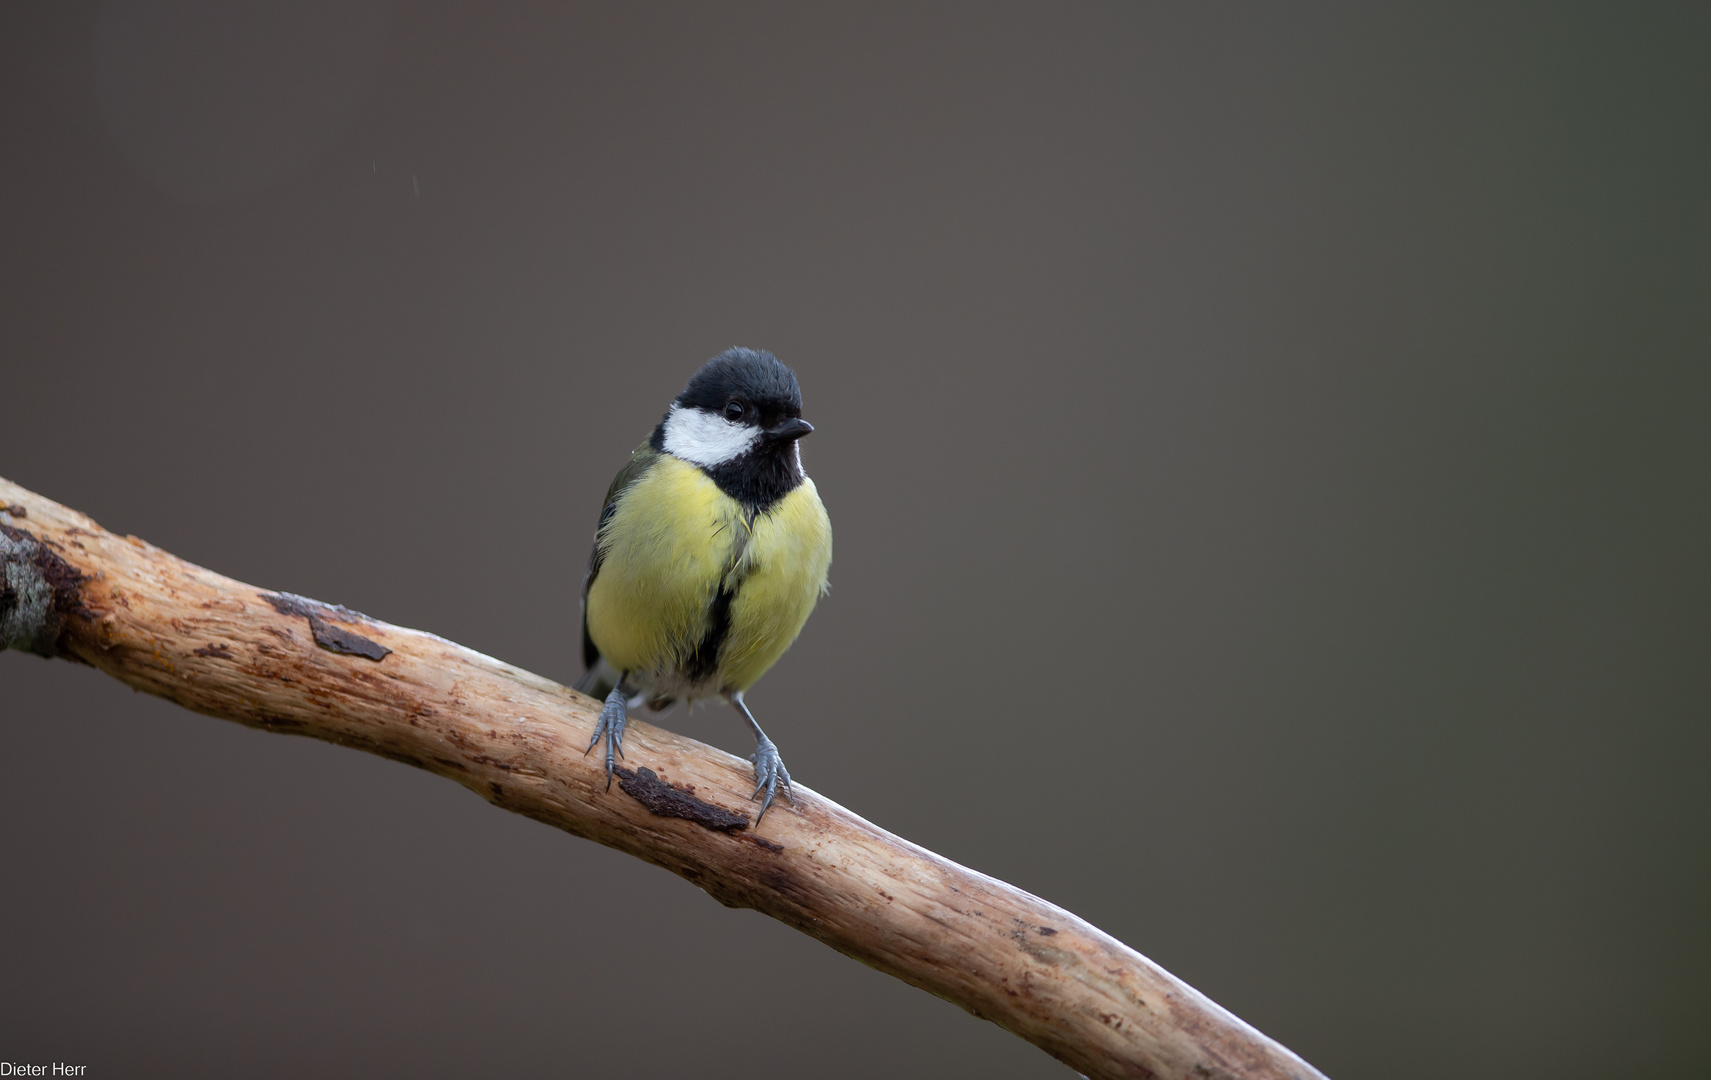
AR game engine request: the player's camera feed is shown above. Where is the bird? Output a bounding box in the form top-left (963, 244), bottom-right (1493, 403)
top-left (576, 348), bottom-right (832, 821)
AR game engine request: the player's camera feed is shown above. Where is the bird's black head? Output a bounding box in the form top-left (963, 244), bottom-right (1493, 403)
top-left (651, 348), bottom-right (815, 512)
top-left (675, 347), bottom-right (804, 427)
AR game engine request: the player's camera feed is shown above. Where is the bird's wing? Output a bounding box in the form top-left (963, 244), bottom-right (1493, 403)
top-left (580, 441), bottom-right (660, 679)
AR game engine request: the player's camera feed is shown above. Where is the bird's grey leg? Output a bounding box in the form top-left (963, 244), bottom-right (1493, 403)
top-left (584, 674), bottom-right (630, 791)
top-left (728, 690), bottom-right (792, 821)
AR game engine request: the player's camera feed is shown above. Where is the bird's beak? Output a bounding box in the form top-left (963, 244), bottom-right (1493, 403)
top-left (765, 418), bottom-right (814, 442)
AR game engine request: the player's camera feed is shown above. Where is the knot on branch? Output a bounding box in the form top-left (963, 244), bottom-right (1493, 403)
top-left (0, 522), bottom-right (85, 657)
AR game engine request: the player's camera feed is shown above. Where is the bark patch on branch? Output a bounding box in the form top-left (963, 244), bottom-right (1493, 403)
top-left (261, 591), bottom-right (391, 661)
top-left (0, 523), bottom-right (87, 656)
top-left (307, 614), bottom-right (391, 660)
top-left (616, 765), bottom-right (752, 834)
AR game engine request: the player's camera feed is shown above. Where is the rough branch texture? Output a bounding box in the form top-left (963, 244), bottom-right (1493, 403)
top-left (0, 476), bottom-right (1328, 1080)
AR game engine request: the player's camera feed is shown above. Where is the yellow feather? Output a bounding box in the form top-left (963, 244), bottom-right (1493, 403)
top-left (721, 478), bottom-right (833, 691)
top-left (585, 454), bottom-right (831, 693)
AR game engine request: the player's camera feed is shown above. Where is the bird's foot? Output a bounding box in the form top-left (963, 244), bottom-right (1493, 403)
top-left (748, 736), bottom-right (793, 822)
top-left (583, 683), bottom-right (629, 790)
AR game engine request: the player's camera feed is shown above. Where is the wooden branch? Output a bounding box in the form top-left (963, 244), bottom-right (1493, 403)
top-left (0, 476), bottom-right (1328, 1080)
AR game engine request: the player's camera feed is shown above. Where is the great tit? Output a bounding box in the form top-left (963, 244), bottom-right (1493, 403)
top-left (576, 348), bottom-right (832, 820)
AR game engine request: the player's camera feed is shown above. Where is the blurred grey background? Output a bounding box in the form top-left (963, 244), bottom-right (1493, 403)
top-left (2, 3), bottom-right (1708, 1077)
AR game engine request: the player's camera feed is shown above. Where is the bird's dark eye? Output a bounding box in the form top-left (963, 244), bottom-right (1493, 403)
top-left (724, 401), bottom-right (744, 421)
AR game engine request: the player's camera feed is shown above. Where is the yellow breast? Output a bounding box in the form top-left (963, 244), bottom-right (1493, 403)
top-left (584, 454), bottom-right (831, 693)
top-left (721, 475), bottom-right (834, 691)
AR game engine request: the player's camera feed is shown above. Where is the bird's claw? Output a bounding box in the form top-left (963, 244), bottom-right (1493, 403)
top-left (748, 737), bottom-right (792, 822)
top-left (583, 684), bottom-right (628, 791)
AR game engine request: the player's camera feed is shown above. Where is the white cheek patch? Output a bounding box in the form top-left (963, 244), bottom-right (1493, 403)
top-left (661, 404), bottom-right (760, 467)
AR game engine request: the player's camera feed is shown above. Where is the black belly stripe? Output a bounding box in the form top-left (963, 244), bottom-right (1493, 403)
top-left (686, 583), bottom-right (736, 685)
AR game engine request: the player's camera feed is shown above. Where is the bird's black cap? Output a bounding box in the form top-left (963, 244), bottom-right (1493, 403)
top-left (675, 348), bottom-right (803, 420)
